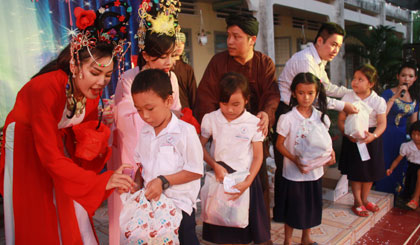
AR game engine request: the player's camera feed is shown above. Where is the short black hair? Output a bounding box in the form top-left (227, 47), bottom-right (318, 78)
top-left (314, 22), bottom-right (346, 44)
top-left (131, 69), bottom-right (172, 100)
top-left (219, 72), bottom-right (250, 103)
top-left (409, 120), bottom-right (420, 136)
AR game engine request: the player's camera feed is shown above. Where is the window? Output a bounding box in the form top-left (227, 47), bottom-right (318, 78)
top-left (214, 31), bottom-right (227, 54)
top-left (275, 37), bottom-right (291, 77)
top-left (181, 28), bottom-right (193, 65)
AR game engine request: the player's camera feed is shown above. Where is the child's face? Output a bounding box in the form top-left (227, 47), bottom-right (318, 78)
top-left (219, 89), bottom-right (247, 122)
top-left (397, 67), bottom-right (417, 88)
top-left (142, 51), bottom-right (175, 73)
top-left (292, 83), bottom-right (317, 108)
top-left (412, 130), bottom-right (420, 145)
top-left (351, 71), bottom-right (374, 95)
top-left (132, 90), bottom-right (173, 130)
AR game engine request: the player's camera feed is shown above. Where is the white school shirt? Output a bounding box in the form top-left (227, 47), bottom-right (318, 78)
top-left (276, 106), bottom-right (330, 181)
top-left (133, 113), bottom-right (204, 215)
top-left (278, 43), bottom-right (350, 111)
top-left (341, 91), bottom-right (387, 127)
top-left (201, 109), bottom-right (264, 172)
top-left (400, 141), bottom-right (420, 164)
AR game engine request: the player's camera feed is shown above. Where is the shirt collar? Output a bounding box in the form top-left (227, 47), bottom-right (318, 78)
top-left (142, 113), bottom-right (181, 136)
top-left (215, 108), bottom-right (251, 124)
top-left (292, 106), bottom-right (319, 121)
top-left (308, 43), bottom-right (327, 67)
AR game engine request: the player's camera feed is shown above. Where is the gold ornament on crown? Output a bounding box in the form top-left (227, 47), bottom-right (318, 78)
top-left (137, 0), bottom-right (181, 50)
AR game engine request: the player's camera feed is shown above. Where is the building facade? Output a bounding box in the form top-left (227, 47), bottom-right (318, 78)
top-left (178, 0), bottom-right (413, 87)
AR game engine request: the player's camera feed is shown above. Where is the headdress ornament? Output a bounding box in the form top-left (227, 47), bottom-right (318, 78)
top-left (137, 0), bottom-right (181, 50)
top-left (70, 0), bottom-right (132, 68)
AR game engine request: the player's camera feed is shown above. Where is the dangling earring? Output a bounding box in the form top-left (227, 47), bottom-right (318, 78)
top-left (79, 72), bottom-right (83, 79)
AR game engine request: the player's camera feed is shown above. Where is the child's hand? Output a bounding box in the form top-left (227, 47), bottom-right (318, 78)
top-left (214, 163), bottom-right (228, 182)
top-left (226, 180), bottom-right (251, 201)
top-left (325, 151), bottom-right (336, 166)
top-left (346, 134), bottom-right (358, 143)
top-left (360, 131), bottom-right (375, 144)
top-left (294, 157), bottom-right (309, 174)
top-left (386, 169), bottom-right (393, 176)
top-left (145, 178), bottom-right (163, 201)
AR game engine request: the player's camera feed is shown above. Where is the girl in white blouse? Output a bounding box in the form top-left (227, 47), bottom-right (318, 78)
top-left (338, 64), bottom-right (387, 217)
top-left (275, 72), bottom-right (335, 245)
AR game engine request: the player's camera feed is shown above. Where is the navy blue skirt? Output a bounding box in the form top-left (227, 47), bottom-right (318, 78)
top-left (202, 162), bottom-right (271, 244)
top-left (273, 176), bottom-right (322, 229)
top-left (339, 128), bottom-right (386, 182)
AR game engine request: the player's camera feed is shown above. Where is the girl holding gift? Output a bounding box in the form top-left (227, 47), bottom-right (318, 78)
top-left (274, 72), bottom-right (335, 245)
top-left (200, 72), bottom-right (271, 244)
top-left (338, 64), bottom-right (387, 217)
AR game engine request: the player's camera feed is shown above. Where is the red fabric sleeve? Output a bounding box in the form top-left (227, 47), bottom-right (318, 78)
top-left (28, 76), bottom-right (112, 215)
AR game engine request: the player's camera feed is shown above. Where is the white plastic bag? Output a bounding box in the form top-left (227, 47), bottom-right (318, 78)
top-left (119, 189), bottom-right (182, 245)
top-left (295, 119), bottom-right (333, 171)
top-left (200, 171), bottom-right (250, 228)
top-left (344, 100), bottom-right (373, 140)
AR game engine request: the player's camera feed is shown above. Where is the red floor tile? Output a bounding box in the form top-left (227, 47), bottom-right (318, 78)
top-left (357, 227), bottom-right (408, 244)
top-left (373, 209), bottom-right (420, 235)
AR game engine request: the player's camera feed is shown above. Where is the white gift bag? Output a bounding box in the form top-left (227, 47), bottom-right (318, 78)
top-left (200, 171), bottom-right (250, 228)
top-left (295, 119), bottom-right (333, 172)
top-left (344, 100), bottom-right (373, 140)
top-left (119, 189), bottom-right (182, 245)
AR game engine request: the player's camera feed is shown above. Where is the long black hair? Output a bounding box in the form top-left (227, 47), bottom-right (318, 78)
top-left (397, 61), bottom-right (419, 103)
top-left (290, 72), bottom-right (328, 124)
top-left (137, 30), bottom-right (175, 70)
top-left (32, 41), bottom-right (117, 79)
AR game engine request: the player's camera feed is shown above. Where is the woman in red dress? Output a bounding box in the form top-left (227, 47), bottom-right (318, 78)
top-left (0, 2), bottom-right (135, 244)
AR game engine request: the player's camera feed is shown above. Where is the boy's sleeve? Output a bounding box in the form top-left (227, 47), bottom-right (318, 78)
top-left (183, 126), bottom-right (204, 175)
top-left (200, 113), bottom-right (212, 139)
top-left (276, 114), bottom-right (290, 137)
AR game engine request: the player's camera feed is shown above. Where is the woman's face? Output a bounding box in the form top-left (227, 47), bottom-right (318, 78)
top-left (73, 56), bottom-right (114, 99)
top-left (397, 67), bottom-right (417, 88)
top-left (143, 51), bottom-right (175, 73)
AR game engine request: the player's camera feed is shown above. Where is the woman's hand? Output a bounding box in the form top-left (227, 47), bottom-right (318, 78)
top-left (214, 163), bottom-right (228, 182)
top-left (106, 164), bottom-right (136, 193)
top-left (226, 180), bottom-right (251, 201)
top-left (386, 169), bottom-right (393, 176)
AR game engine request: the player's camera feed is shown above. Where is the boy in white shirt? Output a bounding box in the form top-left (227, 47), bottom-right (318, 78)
top-left (387, 121), bottom-right (420, 210)
top-left (131, 69), bottom-right (203, 244)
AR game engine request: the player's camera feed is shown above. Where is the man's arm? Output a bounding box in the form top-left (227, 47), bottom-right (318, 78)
top-left (194, 56), bottom-right (221, 123)
top-left (259, 56), bottom-right (280, 128)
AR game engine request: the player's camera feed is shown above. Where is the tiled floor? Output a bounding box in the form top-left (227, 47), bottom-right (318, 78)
top-left (94, 190), bottom-right (395, 245)
top-left (356, 207), bottom-right (420, 245)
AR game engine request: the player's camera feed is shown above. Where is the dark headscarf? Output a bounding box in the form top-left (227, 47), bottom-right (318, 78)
top-left (226, 14), bottom-right (259, 36)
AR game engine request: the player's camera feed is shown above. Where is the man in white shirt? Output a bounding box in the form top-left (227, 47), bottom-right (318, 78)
top-left (273, 22), bottom-right (358, 216)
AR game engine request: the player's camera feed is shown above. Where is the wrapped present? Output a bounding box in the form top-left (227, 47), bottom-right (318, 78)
top-left (120, 189), bottom-right (182, 245)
